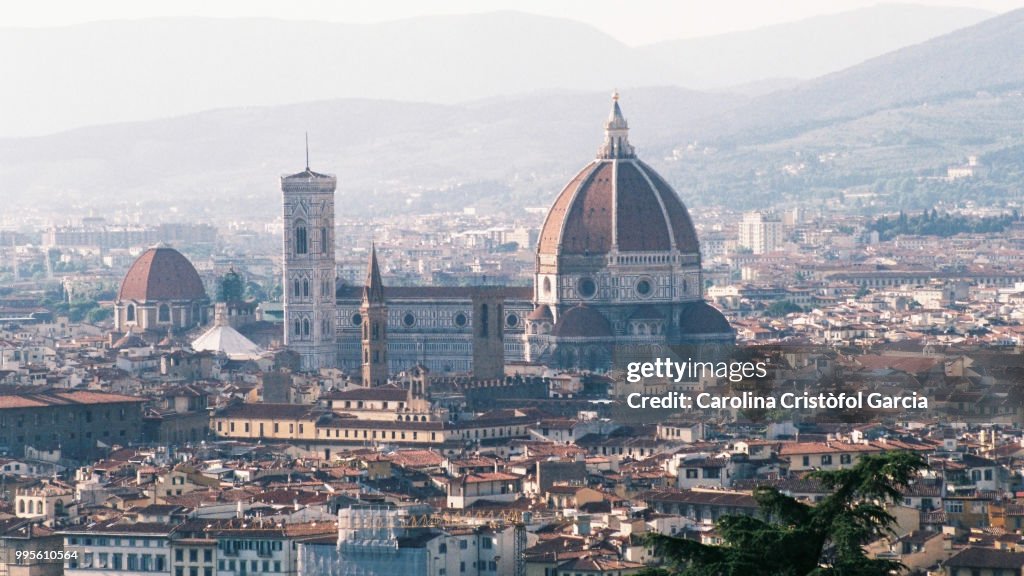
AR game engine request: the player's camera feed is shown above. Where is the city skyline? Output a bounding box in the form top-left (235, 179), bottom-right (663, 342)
top-left (0, 5), bottom-right (1022, 576)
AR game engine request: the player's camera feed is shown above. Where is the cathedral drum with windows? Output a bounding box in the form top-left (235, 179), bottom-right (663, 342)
top-left (114, 246), bottom-right (209, 333)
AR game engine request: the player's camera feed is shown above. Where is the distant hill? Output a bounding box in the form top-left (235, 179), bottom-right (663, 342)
top-left (652, 8), bottom-right (1024, 211)
top-left (695, 7), bottom-right (1024, 142)
top-left (0, 88), bottom-right (747, 220)
top-left (0, 13), bottom-right (647, 137)
top-left (3, 7), bottom-right (1024, 219)
top-left (640, 4), bottom-right (991, 89)
top-left (0, 5), bottom-right (991, 136)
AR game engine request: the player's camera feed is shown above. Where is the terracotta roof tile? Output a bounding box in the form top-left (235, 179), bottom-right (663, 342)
top-left (118, 247), bottom-right (206, 302)
top-left (552, 305), bottom-right (612, 338)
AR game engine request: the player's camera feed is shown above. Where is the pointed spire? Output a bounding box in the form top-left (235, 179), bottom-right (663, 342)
top-left (607, 90), bottom-right (627, 129)
top-left (362, 243), bottom-right (385, 304)
top-left (598, 90), bottom-right (635, 159)
top-left (305, 132), bottom-right (310, 170)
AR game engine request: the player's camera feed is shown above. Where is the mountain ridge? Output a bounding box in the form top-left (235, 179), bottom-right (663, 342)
top-left (0, 4), bottom-right (994, 137)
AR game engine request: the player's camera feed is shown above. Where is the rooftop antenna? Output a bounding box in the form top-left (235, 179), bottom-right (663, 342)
top-left (305, 132), bottom-right (310, 170)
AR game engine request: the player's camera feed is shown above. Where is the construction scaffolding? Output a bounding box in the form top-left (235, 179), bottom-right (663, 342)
top-left (298, 506), bottom-right (533, 576)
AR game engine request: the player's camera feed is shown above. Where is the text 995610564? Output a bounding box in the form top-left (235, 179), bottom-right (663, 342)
top-left (17, 550), bottom-right (77, 562)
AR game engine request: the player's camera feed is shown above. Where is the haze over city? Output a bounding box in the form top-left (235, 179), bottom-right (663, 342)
top-left (0, 3), bottom-right (1023, 576)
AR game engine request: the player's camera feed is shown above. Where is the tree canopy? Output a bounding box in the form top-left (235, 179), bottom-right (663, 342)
top-left (644, 450), bottom-right (928, 576)
top-left (766, 300), bottom-right (802, 317)
top-left (869, 210), bottom-right (1017, 240)
top-left (216, 269), bottom-right (245, 303)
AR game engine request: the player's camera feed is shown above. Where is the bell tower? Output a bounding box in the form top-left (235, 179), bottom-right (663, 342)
top-left (472, 287), bottom-right (505, 381)
top-left (361, 244), bottom-right (388, 386)
top-left (282, 147), bottom-right (337, 371)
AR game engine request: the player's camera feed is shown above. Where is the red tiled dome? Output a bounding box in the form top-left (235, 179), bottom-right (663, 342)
top-left (538, 161), bottom-right (699, 257)
top-left (678, 301), bottom-right (732, 334)
top-left (552, 305), bottom-right (612, 338)
top-left (537, 95), bottom-right (699, 258)
top-left (527, 304), bottom-right (554, 321)
top-left (118, 247), bottom-right (206, 302)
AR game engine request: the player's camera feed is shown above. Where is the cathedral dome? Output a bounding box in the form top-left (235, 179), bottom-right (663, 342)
top-left (118, 247), bottom-right (206, 302)
top-left (538, 94), bottom-right (699, 258)
top-left (527, 304), bottom-right (553, 321)
top-left (678, 301), bottom-right (733, 335)
top-left (552, 305), bottom-right (613, 338)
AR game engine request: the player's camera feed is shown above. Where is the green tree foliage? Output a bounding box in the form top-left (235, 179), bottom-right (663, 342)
top-left (40, 289), bottom-right (115, 324)
top-left (86, 307), bottom-right (113, 323)
top-left (644, 451), bottom-right (927, 576)
top-left (766, 301), bottom-right (802, 317)
top-left (216, 269), bottom-right (245, 303)
top-left (870, 210), bottom-right (1017, 241)
top-left (244, 281), bottom-right (268, 302)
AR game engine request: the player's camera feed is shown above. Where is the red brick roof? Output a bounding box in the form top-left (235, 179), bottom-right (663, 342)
top-left (552, 305), bottom-right (612, 338)
top-left (0, 390), bottom-right (143, 409)
top-left (944, 547), bottom-right (1024, 569)
top-left (321, 385), bottom-right (408, 402)
top-left (527, 304), bottom-right (553, 321)
top-left (678, 301), bottom-right (733, 334)
top-left (538, 159), bottom-right (699, 257)
top-left (462, 472), bottom-right (521, 484)
top-left (118, 247), bottom-right (206, 302)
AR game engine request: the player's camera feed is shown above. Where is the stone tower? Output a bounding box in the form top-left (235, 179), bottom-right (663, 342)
top-left (471, 288), bottom-right (505, 381)
top-left (360, 244), bottom-right (388, 387)
top-left (282, 161), bottom-right (337, 371)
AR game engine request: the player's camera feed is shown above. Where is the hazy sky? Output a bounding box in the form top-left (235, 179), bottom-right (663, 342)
top-left (5, 0), bottom-right (1023, 45)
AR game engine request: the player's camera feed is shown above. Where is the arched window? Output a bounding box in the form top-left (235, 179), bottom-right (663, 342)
top-left (126, 304), bottom-right (136, 322)
top-left (293, 279), bottom-right (301, 298)
top-left (295, 222), bottom-right (308, 255)
top-left (302, 279), bottom-right (309, 298)
top-left (372, 322), bottom-right (379, 341)
top-left (18, 499), bottom-right (24, 514)
top-left (294, 319), bottom-right (301, 336)
top-left (158, 304), bottom-right (170, 323)
top-left (479, 304), bottom-right (489, 337)
top-left (302, 318), bottom-right (310, 337)
top-left (321, 227), bottom-right (329, 254)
